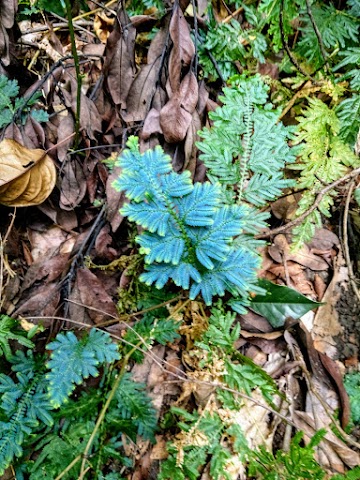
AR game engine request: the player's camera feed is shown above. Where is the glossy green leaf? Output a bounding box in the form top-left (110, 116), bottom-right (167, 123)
top-left (249, 279), bottom-right (322, 328)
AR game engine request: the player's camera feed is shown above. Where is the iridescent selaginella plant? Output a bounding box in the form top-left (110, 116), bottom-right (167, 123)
top-left (112, 136), bottom-right (260, 311)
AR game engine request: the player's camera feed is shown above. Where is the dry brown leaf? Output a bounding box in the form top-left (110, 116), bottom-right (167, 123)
top-left (160, 95), bottom-right (192, 143)
top-left (94, 12), bottom-right (114, 44)
top-left (312, 251), bottom-right (348, 356)
top-left (0, 139), bottom-right (56, 207)
top-left (75, 267), bottom-right (118, 324)
top-left (168, 6), bottom-right (195, 92)
top-left (268, 234), bottom-right (329, 271)
top-left (123, 58), bottom-right (161, 123)
top-left (59, 159), bottom-right (87, 210)
top-left (308, 228), bottom-right (340, 251)
top-left (179, 72), bottom-right (199, 112)
top-left (56, 114), bottom-right (75, 162)
top-left (14, 282), bottom-right (60, 323)
top-left (141, 108), bottom-right (163, 140)
top-left (184, 110), bottom-right (201, 175)
top-left (28, 225), bottom-right (76, 261)
top-left (104, 10), bottom-right (136, 108)
top-left (0, 0), bottom-right (17, 65)
top-left (106, 165), bottom-right (126, 232)
top-left (271, 193), bottom-right (301, 220)
top-left (294, 411), bottom-right (360, 470)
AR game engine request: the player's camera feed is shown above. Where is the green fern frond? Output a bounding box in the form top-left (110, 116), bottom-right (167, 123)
top-left (108, 373), bottom-right (157, 441)
top-left (291, 97), bottom-right (360, 245)
top-left (248, 430), bottom-right (326, 479)
top-left (199, 16), bottom-right (267, 80)
top-left (114, 136), bottom-right (261, 308)
top-left (0, 315), bottom-right (35, 360)
top-left (123, 313), bottom-right (180, 362)
top-left (197, 75), bottom-right (295, 232)
top-left (344, 372), bottom-right (360, 424)
top-left (259, 0), bottom-right (304, 53)
top-left (0, 352), bottom-right (53, 475)
top-left (295, 4), bottom-right (359, 70)
top-left (0, 75), bottom-right (48, 128)
top-left (336, 94), bottom-right (360, 147)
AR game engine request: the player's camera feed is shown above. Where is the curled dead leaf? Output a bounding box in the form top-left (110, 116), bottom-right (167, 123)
top-left (0, 139), bottom-right (56, 207)
top-left (94, 12), bottom-right (114, 44)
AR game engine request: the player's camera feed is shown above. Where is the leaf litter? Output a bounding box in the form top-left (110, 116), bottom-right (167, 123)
top-left (0, 1), bottom-right (359, 479)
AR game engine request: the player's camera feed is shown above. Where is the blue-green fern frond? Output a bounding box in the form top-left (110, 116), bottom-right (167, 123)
top-left (46, 330), bottom-right (120, 408)
top-left (137, 225), bottom-right (186, 265)
top-left (115, 137), bottom-right (263, 309)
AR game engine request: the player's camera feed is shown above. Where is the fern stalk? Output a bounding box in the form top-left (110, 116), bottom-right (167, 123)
top-left (78, 344), bottom-right (139, 479)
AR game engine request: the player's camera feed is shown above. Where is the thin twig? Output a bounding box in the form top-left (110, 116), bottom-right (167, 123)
top-left (305, 0), bottom-right (330, 73)
top-left (222, 6), bottom-right (243, 24)
top-left (64, 0), bottom-right (82, 148)
top-left (280, 0), bottom-right (312, 79)
top-left (54, 454), bottom-right (82, 480)
top-left (78, 344), bottom-right (139, 479)
top-left (191, 0), bottom-right (198, 76)
top-left (256, 166), bottom-right (360, 239)
top-left (342, 181), bottom-right (360, 302)
top-left (0, 209), bottom-right (16, 308)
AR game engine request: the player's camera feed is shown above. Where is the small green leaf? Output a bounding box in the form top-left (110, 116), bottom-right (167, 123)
top-left (354, 187), bottom-right (360, 207)
top-left (250, 279), bottom-right (322, 328)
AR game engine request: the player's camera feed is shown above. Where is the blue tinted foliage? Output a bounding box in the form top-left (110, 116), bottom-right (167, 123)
top-left (114, 137), bottom-right (261, 307)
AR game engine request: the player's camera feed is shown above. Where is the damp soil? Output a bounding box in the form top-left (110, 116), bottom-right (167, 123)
top-left (334, 286), bottom-right (360, 362)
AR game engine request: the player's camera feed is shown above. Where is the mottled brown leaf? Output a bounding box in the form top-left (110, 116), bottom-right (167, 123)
top-left (14, 283), bottom-right (60, 324)
top-left (104, 10), bottom-right (136, 107)
top-left (59, 159), bottom-right (87, 210)
top-left (56, 114), bottom-right (75, 162)
top-left (106, 165), bottom-right (126, 232)
top-left (159, 95), bottom-right (192, 143)
top-left (75, 267), bottom-right (118, 324)
top-left (123, 58), bottom-right (161, 122)
top-left (141, 108), bottom-right (162, 140)
top-left (179, 72), bottom-right (199, 113)
top-left (169, 6), bottom-right (195, 91)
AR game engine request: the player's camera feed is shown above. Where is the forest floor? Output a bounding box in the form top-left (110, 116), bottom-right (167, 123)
top-left (1, 1), bottom-right (360, 479)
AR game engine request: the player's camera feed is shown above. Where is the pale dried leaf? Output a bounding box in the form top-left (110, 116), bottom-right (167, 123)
top-left (0, 139), bottom-right (56, 206)
top-left (94, 12), bottom-right (114, 44)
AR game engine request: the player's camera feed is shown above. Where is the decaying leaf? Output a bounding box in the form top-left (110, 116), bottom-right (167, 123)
top-left (94, 12), bottom-right (114, 44)
top-left (168, 5), bottom-right (195, 92)
top-left (160, 72), bottom-right (199, 143)
top-left (0, 139), bottom-right (56, 207)
top-left (311, 250), bottom-right (348, 356)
